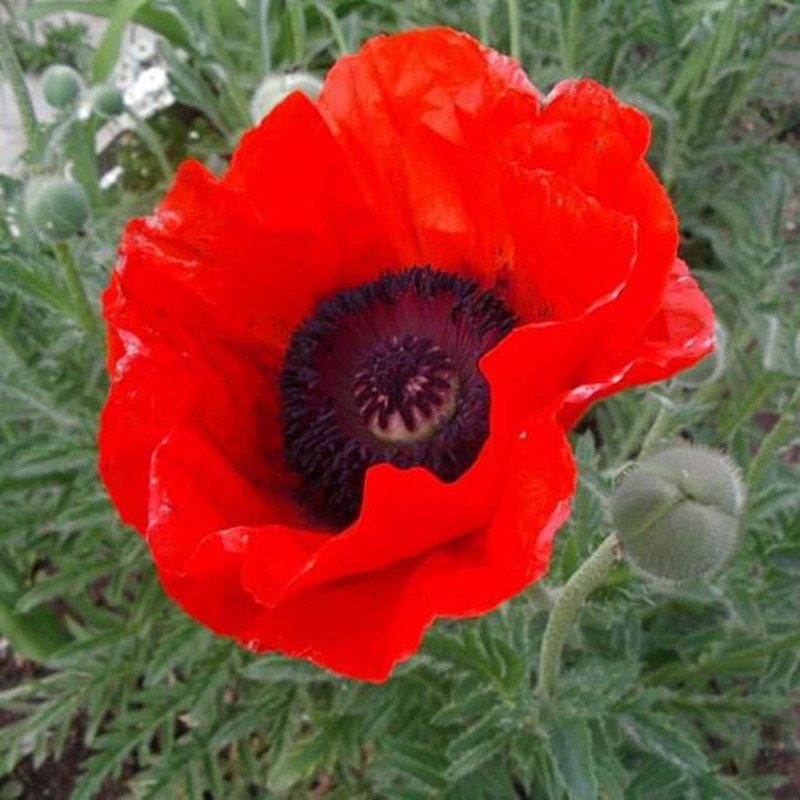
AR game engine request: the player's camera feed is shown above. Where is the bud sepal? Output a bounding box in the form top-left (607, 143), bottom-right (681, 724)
top-left (610, 445), bottom-right (745, 582)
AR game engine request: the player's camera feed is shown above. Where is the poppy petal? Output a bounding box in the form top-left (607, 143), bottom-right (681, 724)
top-left (147, 426), bottom-right (307, 575)
top-left (558, 259), bottom-right (716, 425)
top-left (318, 27), bottom-right (541, 276)
top-left (525, 79), bottom-right (679, 342)
top-left (159, 414), bottom-right (574, 681)
top-left (115, 92), bottom-right (394, 356)
top-left (481, 259), bottom-right (715, 450)
top-left (101, 265), bottom-right (294, 533)
top-left (500, 168), bottom-right (637, 321)
top-left (240, 444), bottom-right (500, 608)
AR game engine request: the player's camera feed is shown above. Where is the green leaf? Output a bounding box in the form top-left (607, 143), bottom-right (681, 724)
top-left (20, 1), bottom-right (191, 48)
top-left (376, 738), bottom-right (449, 793)
top-left (91, 0), bottom-right (152, 82)
top-left (445, 707), bottom-right (508, 781)
top-left (541, 712), bottom-right (598, 800)
top-left (0, 599), bottom-right (72, 662)
top-left (621, 713), bottom-right (708, 774)
top-left (14, 559), bottom-right (111, 613)
top-left (242, 653), bottom-right (338, 684)
top-left (267, 730), bottom-right (330, 793)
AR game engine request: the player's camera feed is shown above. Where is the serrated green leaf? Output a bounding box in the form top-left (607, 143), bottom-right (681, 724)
top-left (0, 599), bottom-right (72, 662)
top-left (445, 707), bottom-right (508, 781)
top-left (621, 713), bottom-right (708, 774)
top-left (541, 712), bottom-right (598, 800)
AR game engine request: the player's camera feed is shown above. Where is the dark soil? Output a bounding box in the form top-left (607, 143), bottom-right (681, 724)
top-left (0, 645), bottom-right (128, 800)
top-left (758, 709), bottom-right (800, 800)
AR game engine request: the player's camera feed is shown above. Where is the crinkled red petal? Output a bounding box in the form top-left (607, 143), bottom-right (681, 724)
top-left (318, 27), bottom-right (541, 294)
top-left (157, 416), bottom-right (574, 681)
top-left (240, 446), bottom-right (500, 608)
top-left (101, 92), bottom-right (392, 532)
top-left (521, 79), bottom-right (679, 347)
top-left (557, 259), bottom-right (716, 426)
top-left (499, 167), bottom-right (636, 321)
top-left (482, 259), bottom-right (715, 454)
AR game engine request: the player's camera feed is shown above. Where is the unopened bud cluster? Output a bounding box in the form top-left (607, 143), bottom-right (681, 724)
top-left (25, 177), bottom-right (90, 240)
top-left (611, 446), bottom-right (745, 582)
top-left (42, 64), bottom-right (82, 109)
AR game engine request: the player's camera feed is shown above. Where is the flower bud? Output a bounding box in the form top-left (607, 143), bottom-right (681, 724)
top-left (25, 177), bottom-right (90, 240)
top-left (42, 64), bottom-right (82, 109)
top-left (677, 321), bottom-right (727, 387)
top-left (250, 72), bottom-right (323, 122)
top-left (91, 84), bottom-right (125, 117)
top-left (610, 446), bottom-right (744, 582)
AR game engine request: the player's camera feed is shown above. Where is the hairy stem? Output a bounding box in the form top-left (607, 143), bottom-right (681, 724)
top-left (0, 22), bottom-right (42, 163)
top-left (53, 241), bottom-right (99, 336)
top-left (536, 534), bottom-right (620, 698)
top-left (133, 116), bottom-right (172, 182)
top-left (506, 0), bottom-right (521, 60)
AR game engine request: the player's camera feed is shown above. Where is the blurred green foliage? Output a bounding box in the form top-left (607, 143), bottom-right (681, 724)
top-left (0, 0), bottom-right (799, 797)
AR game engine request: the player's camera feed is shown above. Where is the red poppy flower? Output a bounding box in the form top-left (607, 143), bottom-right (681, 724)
top-left (99, 27), bottom-right (714, 681)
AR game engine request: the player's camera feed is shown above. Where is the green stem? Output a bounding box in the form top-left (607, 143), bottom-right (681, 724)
top-left (197, 0), bottom-right (252, 129)
top-left (0, 22), bottom-right (42, 163)
top-left (536, 534), bottom-right (620, 698)
top-left (639, 403), bottom-right (673, 457)
top-left (133, 116), bottom-right (172, 182)
top-left (560, 0), bottom-right (581, 74)
top-left (476, 0), bottom-right (490, 44)
top-left (258, 0), bottom-right (272, 72)
top-left (287, 0), bottom-right (306, 65)
top-left (313, 0), bottom-right (348, 56)
top-left (506, 0), bottom-right (521, 60)
top-left (70, 120), bottom-right (101, 207)
top-left (53, 240), bottom-right (99, 336)
top-left (616, 395), bottom-right (659, 463)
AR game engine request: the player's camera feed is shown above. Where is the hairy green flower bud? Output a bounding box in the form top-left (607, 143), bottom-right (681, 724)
top-left (250, 72), bottom-right (323, 122)
top-left (678, 322), bottom-right (727, 387)
top-left (25, 177), bottom-right (90, 240)
top-left (42, 64), bottom-right (82, 109)
top-left (91, 84), bottom-right (125, 117)
top-left (611, 446), bottom-right (745, 582)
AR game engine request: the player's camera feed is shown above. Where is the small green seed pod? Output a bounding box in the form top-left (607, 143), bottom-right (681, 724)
top-left (677, 322), bottom-right (727, 387)
top-left (611, 446), bottom-right (744, 582)
top-left (42, 64), bottom-right (82, 109)
top-left (250, 72), bottom-right (323, 122)
top-left (25, 177), bottom-right (90, 240)
top-left (91, 84), bottom-right (125, 117)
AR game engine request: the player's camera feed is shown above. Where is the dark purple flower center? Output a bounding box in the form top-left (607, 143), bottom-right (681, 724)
top-left (280, 266), bottom-right (517, 526)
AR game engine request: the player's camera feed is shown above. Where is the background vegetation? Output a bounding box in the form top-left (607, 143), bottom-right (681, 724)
top-left (0, 0), bottom-right (798, 797)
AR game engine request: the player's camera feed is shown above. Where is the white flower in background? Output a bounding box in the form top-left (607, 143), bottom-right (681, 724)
top-left (156, 89), bottom-right (176, 110)
top-left (123, 82), bottom-right (145, 108)
top-left (250, 72), bottom-right (323, 122)
top-left (112, 39), bottom-right (175, 120)
top-left (131, 37), bottom-right (156, 63)
top-left (139, 66), bottom-right (168, 94)
top-left (76, 97), bottom-right (93, 120)
top-left (118, 112), bottom-right (136, 131)
top-left (115, 58), bottom-right (136, 89)
top-left (136, 98), bottom-right (158, 119)
top-left (99, 165), bottom-right (124, 190)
